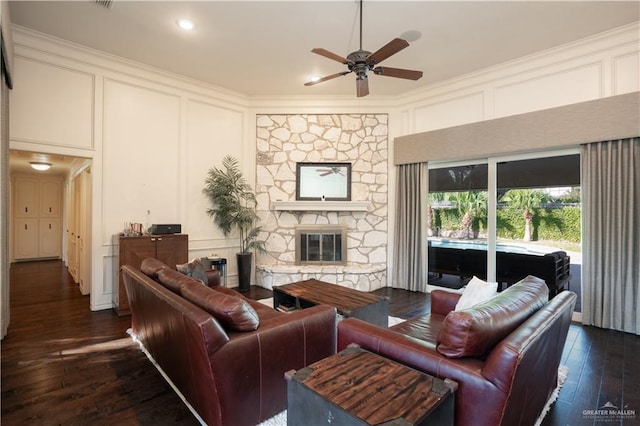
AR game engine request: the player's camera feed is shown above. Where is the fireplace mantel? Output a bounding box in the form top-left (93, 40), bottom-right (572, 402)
top-left (271, 201), bottom-right (369, 212)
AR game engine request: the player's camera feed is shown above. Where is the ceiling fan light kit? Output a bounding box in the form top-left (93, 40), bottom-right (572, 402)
top-left (305, 0), bottom-right (422, 97)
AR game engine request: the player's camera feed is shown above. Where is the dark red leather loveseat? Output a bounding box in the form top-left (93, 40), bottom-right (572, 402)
top-left (121, 258), bottom-right (336, 426)
top-left (338, 276), bottom-right (576, 426)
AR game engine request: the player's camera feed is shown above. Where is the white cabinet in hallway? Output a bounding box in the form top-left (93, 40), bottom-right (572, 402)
top-left (38, 218), bottom-right (62, 258)
top-left (13, 175), bottom-right (63, 260)
top-left (40, 180), bottom-right (62, 217)
top-left (14, 177), bottom-right (39, 218)
top-left (14, 218), bottom-right (39, 259)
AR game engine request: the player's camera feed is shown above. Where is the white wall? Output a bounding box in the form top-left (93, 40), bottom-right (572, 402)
top-left (9, 27), bottom-right (252, 310)
top-left (7, 21), bottom-right (639, 309)
top-left (396, 22), bottom-right (639, 137)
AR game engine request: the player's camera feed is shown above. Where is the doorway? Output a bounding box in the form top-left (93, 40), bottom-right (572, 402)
top-left (9, 149), bottom-right (93, 296)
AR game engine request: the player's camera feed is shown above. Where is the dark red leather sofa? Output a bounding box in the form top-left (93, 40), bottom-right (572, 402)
top-left (338, 276), bottom-right (576, 426)
top-left (121, 258), bottom-right (336, 426)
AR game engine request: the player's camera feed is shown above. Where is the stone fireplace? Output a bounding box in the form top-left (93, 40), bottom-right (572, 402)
top-left (254, 114), bottom-right (388, 291)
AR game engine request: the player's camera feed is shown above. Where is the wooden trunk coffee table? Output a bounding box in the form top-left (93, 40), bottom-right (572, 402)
top-left (286, 345), bottom-right (457, 426)
top-left (273, 279), bottom-right (389, 327)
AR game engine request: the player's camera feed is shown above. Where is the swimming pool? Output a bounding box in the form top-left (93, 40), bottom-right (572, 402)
top-left (428, 238), bottom-right (548, 255)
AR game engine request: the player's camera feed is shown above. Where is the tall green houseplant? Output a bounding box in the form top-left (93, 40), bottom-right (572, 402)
top-left (203, 155), bottom-right (266, 291)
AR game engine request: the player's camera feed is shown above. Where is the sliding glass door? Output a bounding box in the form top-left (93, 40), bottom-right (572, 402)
top-left (427, 161), bottom-right (488, 288)
top-left (427, 149), bottom-right (581, 302)
top-left (495, 153), bottom-right (580, 298)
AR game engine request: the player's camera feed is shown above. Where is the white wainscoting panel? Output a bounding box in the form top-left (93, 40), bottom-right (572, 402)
top-left (102, 79), bottom-right (181, 243)
top-left (184, 99), bottom-right (245, 241)
top-left (10, 57), bottom-right (94, 149)
top-left (494, 62), bottom-right (603, 118)
top-left (613, 52), bottom-right (640, 95)
top-left (412, 92), bottom-right (485, 133)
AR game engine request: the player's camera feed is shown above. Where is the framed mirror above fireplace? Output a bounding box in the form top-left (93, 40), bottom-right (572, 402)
top-left (296, 162), bottom-right (351, 201)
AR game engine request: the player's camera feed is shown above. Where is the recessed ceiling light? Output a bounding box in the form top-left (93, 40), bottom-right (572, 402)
top-left (30, 162), bottom-right (52, 171)
top-left (177, 19), bottom-right (194, 31)
top-left (309, 75), bottom-right (322, 83)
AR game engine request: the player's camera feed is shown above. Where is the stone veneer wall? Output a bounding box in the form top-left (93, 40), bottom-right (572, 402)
top-left (255, 114), bottom-right (388, 291)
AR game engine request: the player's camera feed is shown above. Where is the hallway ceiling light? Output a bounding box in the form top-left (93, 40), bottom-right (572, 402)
top-left (30, 162), bottom-right (51, 171)
top-left (177, 19), bottom-right (194, 31)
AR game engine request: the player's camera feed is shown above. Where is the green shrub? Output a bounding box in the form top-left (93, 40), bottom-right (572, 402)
top-left (433, 205), bottom-right (581, 243)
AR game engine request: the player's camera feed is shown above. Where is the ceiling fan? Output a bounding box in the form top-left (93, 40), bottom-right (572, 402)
top-left (316, 167), bottom-right (345, 177)
top-left (305, 0), bottom-right (423, 97)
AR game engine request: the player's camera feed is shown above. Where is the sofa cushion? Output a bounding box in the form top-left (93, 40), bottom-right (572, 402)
top-left (157, 268), bottom-right (193, 294)
top-left (455, 276), bottom-right (498, 311)
top-left (140, 257), bottom-right (170, 278)
top-left (436, 276), bottom-right (548, 358)
top-left (176, 258), bottom-right (208, 285)
top-left (181, 280), bottom-right (259, 331)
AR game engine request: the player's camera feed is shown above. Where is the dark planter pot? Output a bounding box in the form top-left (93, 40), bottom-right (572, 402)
top-left (237, 252), bottom-right (253, 292)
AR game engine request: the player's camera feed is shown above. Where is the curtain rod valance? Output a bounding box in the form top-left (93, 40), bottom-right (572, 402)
top-left (395, 92), bottom-right (640, 165)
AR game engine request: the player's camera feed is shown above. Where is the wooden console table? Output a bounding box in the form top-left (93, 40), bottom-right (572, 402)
top-left (286, 345), bottom-right (457, 425)
top-left (115, 234), bottom-right (188, 316)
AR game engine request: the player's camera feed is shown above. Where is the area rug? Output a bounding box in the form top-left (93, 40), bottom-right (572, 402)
top-left (534, 364), bottom-right (569, 426)
top-left (258, 365), bottom-right (569, 426)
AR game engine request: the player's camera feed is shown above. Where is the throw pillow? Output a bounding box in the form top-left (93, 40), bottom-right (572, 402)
top-left (176, 258), bottom-right (208, 285)
top-left (454, 276), bottom-right (498, 311)
top-left (180, 280), bottom-right (259, 331)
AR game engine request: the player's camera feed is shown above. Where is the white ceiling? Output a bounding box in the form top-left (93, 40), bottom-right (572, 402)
top-left (8, 1), bottom-right (640, 98)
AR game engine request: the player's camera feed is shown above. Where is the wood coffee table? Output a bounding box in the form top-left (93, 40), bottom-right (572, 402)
top-left (286, 345), bottom-right (457, 426)
top-left (273, 279), bottom-right (389, 327)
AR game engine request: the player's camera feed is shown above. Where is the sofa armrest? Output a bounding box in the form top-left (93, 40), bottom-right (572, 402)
top-left (205, 269), bottom-right (221, 287)
top-left (431, 289), bottom-right (461, 315)
top-left (210, 305), bottom-right (337, 425)
top-left (337, 317), bottom-right (504, 426)
top-left (338, 317), bottom-right (439, 369)
top-left (338, 318), bottom-right (486, 382)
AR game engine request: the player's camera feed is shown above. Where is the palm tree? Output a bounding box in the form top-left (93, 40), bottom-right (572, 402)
top-left (449, 191), bottom-right (487, 239)
top-left (202, 155), bottom-right (266, 254)
top-left (427, 192), bottom-right (450, 236)
top-left (203, 155), bottom-right (266, 291)
top-left (502, 189), bottom-right (552, 241)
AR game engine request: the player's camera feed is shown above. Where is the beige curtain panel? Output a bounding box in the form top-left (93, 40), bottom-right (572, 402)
top-left (581, 137), bottom-right (640, 335)
top-left (393, 163), bottom-right (428, 292)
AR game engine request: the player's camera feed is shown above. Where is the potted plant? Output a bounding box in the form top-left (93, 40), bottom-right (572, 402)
top-left (203, 155), bottom-right (266, 291)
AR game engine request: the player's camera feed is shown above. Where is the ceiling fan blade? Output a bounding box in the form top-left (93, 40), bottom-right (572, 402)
top-left (304, 71), bottom-right (351, 86)
top-left (356, 77), bottom-right (369, 97)
top-left (373, 66), bottom-right (423, 80)
top-left (367, 38), bottom-right (409, 65)
top-left (311, 48), bottom-right (350, 64)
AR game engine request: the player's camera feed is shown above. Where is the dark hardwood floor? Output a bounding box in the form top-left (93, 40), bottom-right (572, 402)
top-left (2, 260), bottom-right (638, 425)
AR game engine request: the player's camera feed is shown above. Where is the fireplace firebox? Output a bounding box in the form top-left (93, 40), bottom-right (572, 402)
top-left (295, 225), bottom-right (347, 266)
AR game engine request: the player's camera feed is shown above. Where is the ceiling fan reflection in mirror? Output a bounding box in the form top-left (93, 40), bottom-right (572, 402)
top-left (305, 0), bottom-right (423, 97)
top-left (316, 167), bottom-right (346, 177)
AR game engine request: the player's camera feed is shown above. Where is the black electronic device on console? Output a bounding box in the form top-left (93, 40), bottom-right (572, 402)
top-left (150, 224), bottom-right (182, 234)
